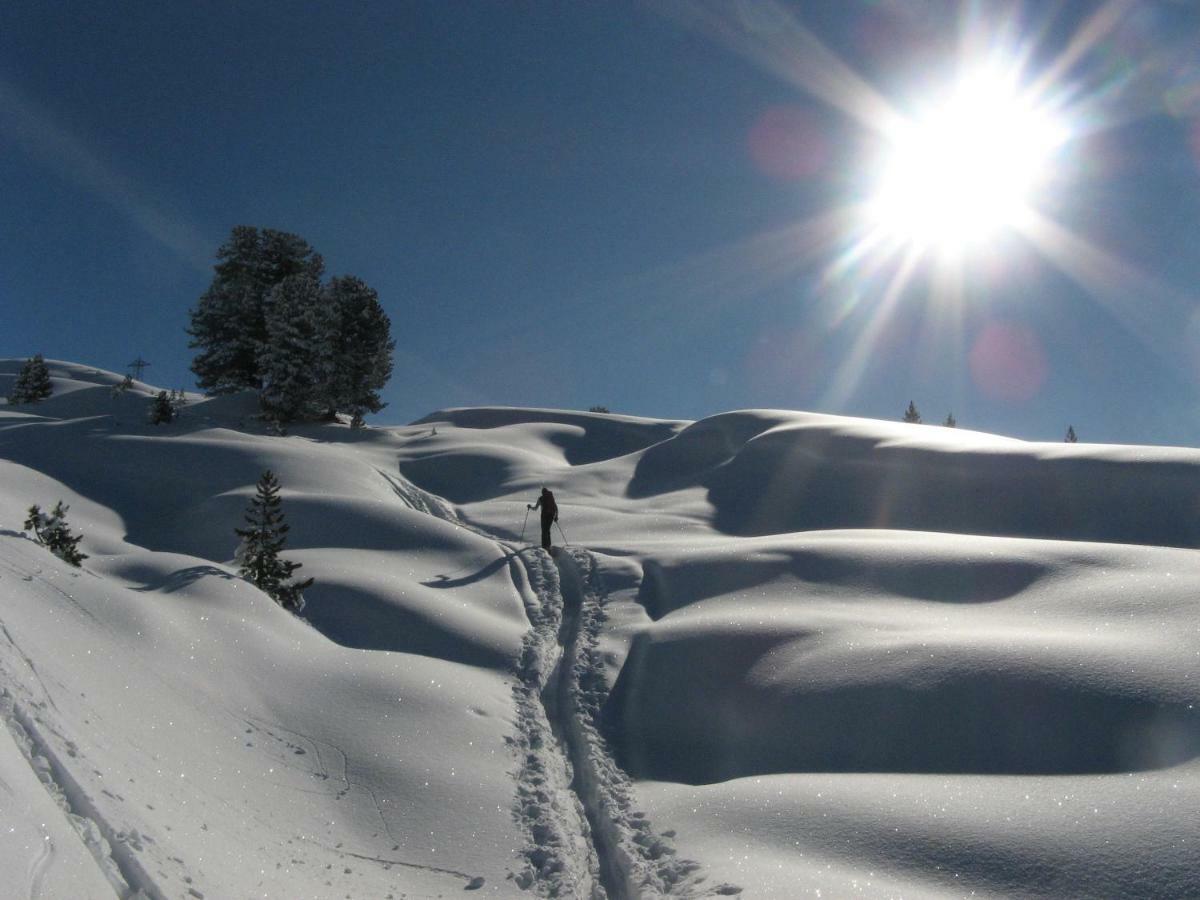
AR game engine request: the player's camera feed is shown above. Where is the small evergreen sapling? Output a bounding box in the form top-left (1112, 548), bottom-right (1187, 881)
top-left (943, 412), bottom-right (957, 427)
top-left (23, 502), bottom-right (87, 566)
top-left (111, 374), bottom-right (134, 398)
top-left (8, 355), bottom-right (53, 404)
top-left (1065, 425), bottom-right (1078, 443)
top-left (149, 390), bottom-right (177, 424)
top-left (903, 401), bottom-right (922, 424)
top-left (235, 470), bottom-right (313, 612)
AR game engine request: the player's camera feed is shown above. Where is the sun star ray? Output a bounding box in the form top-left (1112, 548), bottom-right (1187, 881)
top-left (549, 208), bottom-right (859, 348)
top-left (823, 244), bottom-right (923, 411)
top-left (644, 0), bottom-right (905, 135)
top-left (1015, 210), bottom-right (1197, 378)
top-left (1030, 0), bottom-right (1138, 98)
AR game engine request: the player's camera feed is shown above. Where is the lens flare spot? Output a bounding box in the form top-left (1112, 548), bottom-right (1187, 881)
top-left (969, 321), bottom-right (1049, 403)
top-left (747, 105), bottom-right (830, 180)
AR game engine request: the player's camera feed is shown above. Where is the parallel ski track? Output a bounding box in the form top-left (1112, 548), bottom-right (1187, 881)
top-left (498, 530), bottom-right (720, 898)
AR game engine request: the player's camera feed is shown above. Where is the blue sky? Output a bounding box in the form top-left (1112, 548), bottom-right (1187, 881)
top-left (4, 1), bottom-right (1200, 444)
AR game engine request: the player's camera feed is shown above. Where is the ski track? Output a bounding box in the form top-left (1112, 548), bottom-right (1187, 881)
top-left (377, 467), bottom-right (460, 524)
top-left (504, 543), bottom-right (604, 898)
top-left (551, 548), bottom-right (738, 899)
top-left (26, 828), bottom-right (54, 900)
top-left (501, 533), bottom-right (735, 899)
top-left (0, 687), bottom-right (167, 899)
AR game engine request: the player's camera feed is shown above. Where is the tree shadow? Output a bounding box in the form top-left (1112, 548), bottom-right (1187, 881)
top-left (422, 554), bottom-right (514, 588)
top-left (129, 565), bottom-right (238, 593)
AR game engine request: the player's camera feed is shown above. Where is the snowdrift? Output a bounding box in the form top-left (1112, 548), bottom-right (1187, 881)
top-left (2, 359), bottom-right (1199, 898)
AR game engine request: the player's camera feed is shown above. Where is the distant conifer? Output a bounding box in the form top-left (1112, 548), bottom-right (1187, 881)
top-left (1065, 425), bottom-right (1077, 443)
top-left (188, 226), bottom-right (324, 394)
top-left (323, 275), bottom-right (394, 428)
top-left (8, 355), bottom-right (53, 404)
top-left (943, 412), bottom-right (956, 427)
top-left (235, 470), bottom-right (312, 612)
top-left (903, 401), bottom-right (922, 424)
top-left (258, 275), bottom-right (336, 424)
top-left (24, 502), bottom-right (87, 567)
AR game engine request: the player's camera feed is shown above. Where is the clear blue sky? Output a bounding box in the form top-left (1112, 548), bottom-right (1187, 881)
top-left (4, 1), bottom-right (1200, 444)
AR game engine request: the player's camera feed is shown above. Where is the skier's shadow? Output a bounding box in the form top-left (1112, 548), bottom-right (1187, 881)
top-left (423, 553), bottom-right (514, 589)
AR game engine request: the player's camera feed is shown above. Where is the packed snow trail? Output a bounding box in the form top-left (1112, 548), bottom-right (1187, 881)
top-left (506, 544), bottom-right (605, 897)
top-left (505, 540), bottom-right (730, 898)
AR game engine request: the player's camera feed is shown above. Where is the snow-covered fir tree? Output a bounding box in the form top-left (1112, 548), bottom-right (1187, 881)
top-left (24, 502), bottom-right (87, 566)
top-left (235, 470), bottom-right (312, 613)
top-left (188, 226), bottom-right (324, 394)
top-left (258, 274), bottom-right (335, 424)
top-left (324, 275), bottom-right (395, 428)
top-left (944, 412), bottom-right (957, 427)
top-left (8, 354), bottom-right (53, 404)
top-left (149, 390), bottom-right (177, 424)
top-left (903, 401), bottom-right (922, 424)
top-left (1066, 425), bottom-right (1078, 443)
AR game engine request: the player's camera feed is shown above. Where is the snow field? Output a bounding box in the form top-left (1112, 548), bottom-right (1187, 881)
top-left (4, 361), bottom-right (1200, 897)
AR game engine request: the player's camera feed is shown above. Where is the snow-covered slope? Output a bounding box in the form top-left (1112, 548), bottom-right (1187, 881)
top-left (2, 359), bottom-right (1198, 898)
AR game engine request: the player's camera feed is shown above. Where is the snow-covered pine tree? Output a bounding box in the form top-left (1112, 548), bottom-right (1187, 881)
top-left (903, 401), bottom-right (922, 424)
top-left (8, 354), bottom-right (53, 404)
top-left (234, 470), bottom-right (312, 612)
top-left (188, 226), bottom-right (324, 394)
top-left (324, 275), bottom-right (395, 427)
top-left (1066, 425), bottom-right (1077, 443)
top-left (149, 390), bottom-right (176, 424)
top-left (23, 502), bottom-right (87, 566)
top-left (259, 274), bottom-right (335, 424)
top-left (944, 412), bottom-right (956, 427)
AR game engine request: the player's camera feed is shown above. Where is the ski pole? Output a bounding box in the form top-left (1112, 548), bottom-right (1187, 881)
top-left (520, 506), bottom-right (531, 541)
top-left (555, 520), bottom-right (569, 546)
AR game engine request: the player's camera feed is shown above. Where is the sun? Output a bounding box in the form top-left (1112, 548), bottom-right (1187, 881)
top-left (866, 66), bottom-right (1069, 255)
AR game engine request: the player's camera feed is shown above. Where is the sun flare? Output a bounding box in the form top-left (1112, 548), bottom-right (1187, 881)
top-left (867, 67), bottom-right (1070, 254)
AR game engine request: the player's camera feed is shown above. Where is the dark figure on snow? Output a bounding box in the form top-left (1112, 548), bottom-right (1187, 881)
top-left (528, 488), bottom-right (558, 551)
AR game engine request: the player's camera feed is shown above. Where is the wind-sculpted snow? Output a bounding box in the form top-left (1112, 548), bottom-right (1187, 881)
top-left (4, 362), bottom-right (1200, 898)
top-left (416, 406), bottom-right (685, 466)
top-left (629, 410), bottom-right (1200, 547)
